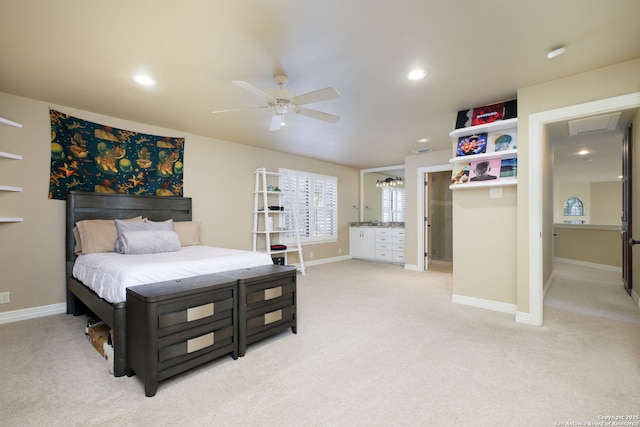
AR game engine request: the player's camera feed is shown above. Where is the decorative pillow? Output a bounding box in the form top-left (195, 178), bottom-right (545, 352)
top-left (117, 230), bottom-right (181, 255)
top-left (114, 218), bottom-right (175, 253)
top-left (174, 221), bottom-right (201, 247)
top-left (75, 216), bottom-right (143, 255)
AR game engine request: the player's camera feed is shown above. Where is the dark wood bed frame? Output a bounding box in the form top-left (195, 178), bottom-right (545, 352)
top-left (65, 191), bottom-right (297, 396)
top-left (65, 191), bottom-right (194, 377)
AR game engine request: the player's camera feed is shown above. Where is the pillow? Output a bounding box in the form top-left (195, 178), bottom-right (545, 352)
top-left (174, 221), bottom-right (201, 247)
top-left (118, 230), bottom-right (181, 255)
top-left (114, 218), bottom-right (175, 253)
top-left (75, 216), bottom-right (143, 255)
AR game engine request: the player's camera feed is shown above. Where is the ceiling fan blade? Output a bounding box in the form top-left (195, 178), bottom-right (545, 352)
top-left (232, 80), bottom-right (275, 101)
top-left (211, 106), bottom-right (269, 114)
top-left (294, 107), bottom-right (340, 123)
top-left (269, 113), bottom-right (284, 131)
top-left (291, 87), bottom-right (340, 106)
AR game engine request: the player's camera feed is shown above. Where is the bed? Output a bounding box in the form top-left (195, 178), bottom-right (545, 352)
top-left (66, 191), bottom-right (297, 396)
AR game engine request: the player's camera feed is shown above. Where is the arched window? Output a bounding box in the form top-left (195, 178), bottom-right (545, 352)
top-left (563, 197), bottom-right (584, 216)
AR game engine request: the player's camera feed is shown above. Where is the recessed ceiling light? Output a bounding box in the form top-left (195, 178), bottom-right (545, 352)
top-left (132, 74), bottom-right (157, 86)
top-left (417, 138), bottom-right (430, 143)
top-left (578, 149), bottom-right (589, 155)
top-left (406, 69), bottom-right (427, 80)
top-left (547, 46), bottom-right (566, 59)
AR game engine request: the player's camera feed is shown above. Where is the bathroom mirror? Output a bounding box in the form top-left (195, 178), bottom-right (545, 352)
top-left (360, 165), bottom-right (405, 222)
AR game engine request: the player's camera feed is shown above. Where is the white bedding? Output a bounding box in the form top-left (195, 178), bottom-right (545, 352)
top-left (72, 245), bottom-right (274, 303)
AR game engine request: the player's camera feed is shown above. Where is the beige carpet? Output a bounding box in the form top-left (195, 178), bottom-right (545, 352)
top-left (1, 259), bottom-right (639, 426)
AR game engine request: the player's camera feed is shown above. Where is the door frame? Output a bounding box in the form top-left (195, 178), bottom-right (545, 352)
top-left (416, 164), bottom-right (452, 272)
top-left (528, 92), bottom-right (640, 326)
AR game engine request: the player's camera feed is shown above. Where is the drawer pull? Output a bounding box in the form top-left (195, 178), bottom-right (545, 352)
top-left (187, 332), bottom-right (214, 353)
top-left (264, 286), bottom-right (282, 300)
top-left (187, 303), bottom-right (214, 322)
top-left (264, 309), bottom-right (283, 325)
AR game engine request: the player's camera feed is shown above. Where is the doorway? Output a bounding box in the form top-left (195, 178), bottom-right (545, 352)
top-left (528, 92), bottom-right (640, 326)
top-left (426, 171), bottom-right (453, 266)
top-left (416, 165), bottom-right (452, 271)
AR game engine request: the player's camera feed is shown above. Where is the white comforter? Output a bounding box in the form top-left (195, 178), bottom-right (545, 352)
top-left (73, 245), bottom-right (274, 303)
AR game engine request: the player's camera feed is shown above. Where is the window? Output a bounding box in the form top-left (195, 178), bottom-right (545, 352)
top-left (382, 187), bottom-right (405, 222)
top-left (563, 197), bottom-right (584, 216)
top-left (279, 168), bottom-right (338, 244)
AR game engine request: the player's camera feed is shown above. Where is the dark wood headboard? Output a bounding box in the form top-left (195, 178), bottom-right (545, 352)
top-left (65, 191), bottom-right (192, 272)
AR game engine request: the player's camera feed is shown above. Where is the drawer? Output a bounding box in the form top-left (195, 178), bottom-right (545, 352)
top-left (375, 235), bottom-right (392, 243)
top-left (246, 299), bottom-right (295, 336)
top-left (375, 250), bottom-right (393, 260)
top-left (245, 278), bottom-right (295, 310)
top-left (392, 236), bottom-right (405, 244)
top-left (375, 228), bottom-right (392, 237)
top-left (392, 229), bottom-right (405, 237)
top-left (157, 288), bottom-right (235, 337)
top-left (375, 242), bottom-right (392, 250)
top-left (392, 244), bottom-right (405, 251)
top-left (158, 320), bottom-right (234, 370)
top-left (392, 252), bottom-right (405, 262)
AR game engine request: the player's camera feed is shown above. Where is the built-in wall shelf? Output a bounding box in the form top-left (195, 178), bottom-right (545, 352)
top-left (450, 179), bottom-right (517, 190)
top-left (1, 116), bottom-right (24, 222)
top-left (449, 118), bottom-right (517, 139)
top-left (0, 217), bottom-right (24, 223)
top-left (0, 117), bottom-right (22, 128)
top-left (449, 149), bottom-right (517, 164)
top-left (0, 151), bottom-right (22, 160)
top-left (449, 118), bottom-right (518, 191)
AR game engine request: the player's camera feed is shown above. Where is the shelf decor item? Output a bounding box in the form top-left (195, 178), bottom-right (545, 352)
top-left (456, 133), bottom-right (488, 156)
top-left (451, 162), bottom-right (470, 184)
top-left (469, 158), bottom-right (501, 182)
top-left (455, 99), bottom-right (517, 129)
top-left (500, 158), bottom-right (518, 178)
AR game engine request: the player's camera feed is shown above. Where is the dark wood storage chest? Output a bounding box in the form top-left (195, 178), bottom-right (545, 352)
top-left (126, 274), bottom-right (239, 397)
top-left (222, 265), bottom-right (297, 357)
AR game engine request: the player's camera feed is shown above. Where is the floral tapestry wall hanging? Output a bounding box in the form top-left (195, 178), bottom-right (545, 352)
top-left (49, 109), bottom-right (185, 200)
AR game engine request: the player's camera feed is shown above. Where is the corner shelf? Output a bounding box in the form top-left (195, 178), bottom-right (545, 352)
top-left (1, 116), bottom-right (23, 222)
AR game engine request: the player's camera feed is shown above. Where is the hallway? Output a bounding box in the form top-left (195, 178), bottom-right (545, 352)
top-left (545, 261), bottom-right (640, 324)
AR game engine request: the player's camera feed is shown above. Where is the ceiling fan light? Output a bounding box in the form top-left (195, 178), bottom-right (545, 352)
top-left (406, 69), bottom-right (427, 80)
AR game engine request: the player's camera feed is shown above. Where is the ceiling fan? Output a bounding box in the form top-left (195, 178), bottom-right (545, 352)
top-left (212, 75), bottom-right (340, 131)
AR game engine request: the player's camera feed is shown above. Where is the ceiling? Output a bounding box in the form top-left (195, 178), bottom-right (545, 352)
top-left (1, 1), bottom-right (639, 170)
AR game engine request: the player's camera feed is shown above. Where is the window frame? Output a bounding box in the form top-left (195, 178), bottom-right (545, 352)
top-left (279, 168), bottom-right (338, 245)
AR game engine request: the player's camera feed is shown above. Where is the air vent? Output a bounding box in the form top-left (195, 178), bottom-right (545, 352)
top-left (568, 112), bottom-right (621, 136)
top-left (411, 148), bottom-right (432, 154)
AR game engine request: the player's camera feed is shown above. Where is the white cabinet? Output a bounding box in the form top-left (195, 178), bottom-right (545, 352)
top-left (349, 227), bottom-right (376, 260)
top-left (449, 118), bottom-right (517, 190)
top-left (350, 227), bottom-right (404, 264)
top-left (0, 116), bottom-right (23, 222)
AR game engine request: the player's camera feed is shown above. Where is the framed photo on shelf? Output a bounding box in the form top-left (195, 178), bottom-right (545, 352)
top-left (469, 158), bottom-right (501, 182)
top-left (456, 133), bottom-right (488, 156)
top-left (487, 132), bottom-right (517, 152)
top-left (500, 158), bottom-right (518, 179)
top-left (451, 162), bottom-right (470, 184)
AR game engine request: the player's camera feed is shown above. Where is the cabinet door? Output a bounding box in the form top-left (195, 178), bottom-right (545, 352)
top-left (349, 228), bottom-right (375, 259)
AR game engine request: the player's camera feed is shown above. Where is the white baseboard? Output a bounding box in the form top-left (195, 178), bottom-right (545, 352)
top-left (303, 255), bottom-right (351, 268)
top-left (451, 294), bottom-right (517, 316)
top-left (403, 264), bottom-right (420, 271)
top-left (554, 257), bottom-right (621, 273)
top-left (0, 303), bottom-right (66, 324)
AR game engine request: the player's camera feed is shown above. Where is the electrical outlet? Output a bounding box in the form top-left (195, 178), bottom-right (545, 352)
top-left (309, 251), bottom-right (314, 259)
top-left (338, 248), bottom-right (342, 254)
top-left (0, 292), bottom-right (10, 304)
